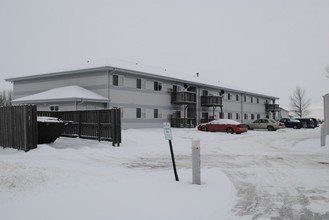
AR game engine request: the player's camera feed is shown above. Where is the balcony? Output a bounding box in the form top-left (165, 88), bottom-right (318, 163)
top-left (265, 104), bottom-right (280, 112)
top-left (201, 96), bottom-right (222, 107)
top-left (171, 91), bottom-right (196, 105)
top-left (170, 118), bottom-right (196, 128)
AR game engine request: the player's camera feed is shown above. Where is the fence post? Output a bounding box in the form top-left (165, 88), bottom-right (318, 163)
top-left (110, 110), bottom-right (115, 146)
top-left (97, 110), bottom-right (101, 142)
top-left (78, 111), bottom-right (81, 138)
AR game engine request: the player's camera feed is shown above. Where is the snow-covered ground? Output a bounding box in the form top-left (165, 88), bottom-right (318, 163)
top-left (1, 127), bottom-right (329, 220)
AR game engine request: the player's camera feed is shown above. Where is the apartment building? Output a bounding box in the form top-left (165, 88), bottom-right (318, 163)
top-left (6, 66), bottom-right (280, 129)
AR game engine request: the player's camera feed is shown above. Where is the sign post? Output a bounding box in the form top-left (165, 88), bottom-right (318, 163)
top-left (163, 122), bottom-right (179, 181)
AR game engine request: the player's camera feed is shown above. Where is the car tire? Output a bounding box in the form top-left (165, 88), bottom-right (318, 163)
top-left (267, 126), bottom-right (275, 131)
top-left (226, 127), bottom-right (234, 134)
top-left (247, 125), bottom-right (252, 130)
top-left (293, 125), bottom-right (297, 129)
top-left (202, 126), bottom-right (208, 132)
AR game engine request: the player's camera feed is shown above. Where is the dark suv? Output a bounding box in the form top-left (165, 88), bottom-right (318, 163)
top-left (279, 118), bottom-right (303, 129)
top-left (296, 118), bottom-right (315, 128)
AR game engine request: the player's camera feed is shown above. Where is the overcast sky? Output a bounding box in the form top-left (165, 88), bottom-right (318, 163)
top-left (1, 0), bottom-right (328, 118)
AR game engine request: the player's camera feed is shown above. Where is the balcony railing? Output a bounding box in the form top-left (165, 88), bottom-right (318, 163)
top-left (171, 91), bottom-right (196, 104)
top-left (201, 96), bottom-right (222, 107)
top-left (265, 104), bottom-right (280, 112)
top-left (170, 118), bottom-right (196, 128)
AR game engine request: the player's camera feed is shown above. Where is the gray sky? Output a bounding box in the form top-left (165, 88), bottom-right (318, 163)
top-left (1, 0), bottom-right (328, 118)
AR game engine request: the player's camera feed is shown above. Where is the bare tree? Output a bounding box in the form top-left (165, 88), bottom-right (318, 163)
top-left (289, 86), bottom-right (311, 118)
top-left (0, 89), bottom-right (13, 106)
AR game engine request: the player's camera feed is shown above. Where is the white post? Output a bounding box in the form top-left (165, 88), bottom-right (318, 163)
top-left (321, 123), bottom-right (326, 147)
top-left (192, 140), bottom-right (201, 185)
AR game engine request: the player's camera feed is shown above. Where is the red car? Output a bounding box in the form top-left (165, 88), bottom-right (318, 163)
top-left (197, 119), bottom-right (248, 134)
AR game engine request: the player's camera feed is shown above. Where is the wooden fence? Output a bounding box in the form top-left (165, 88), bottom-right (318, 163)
top-left (38, 109), bottom-right (121, 146)
top-left (0, 105), bottom-right (38, 151)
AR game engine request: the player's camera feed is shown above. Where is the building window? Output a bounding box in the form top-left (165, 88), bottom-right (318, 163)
top-left (251, 114), bottom-right (255, 120)
top-left (202, 90), bottom-right (208, 96)
top-left (236, 113), bottom-right (240, 120)
top-left (236, 94), bottom-right (239, 101)
top-left (228, 112), bottom-right (232, 119)
top-left (113, 75), bottom-right (118, 86)
top-left (257, 98), bottom-right (259, 104)
top-left (257, 114), bottom-right (260, 119)
top-left (244, 113), bottom-right (248, 120)
top-left (154, 81), bottom-right (162, 91)
top-left (244, 96), bottom-right (247, 102)
top-left (50, 105), bottom-right (59, 111)
top-left (136, 79), bottom-right (141, 89)
top-left (154, 109), bottom-right (159, 118)
top-left (251, 97), bottom-right (253, 103)
top-left (136, 108), bottom-right (141, 118)
top-left (113, 75), bottom-right (124, 86)
top-left (228, 93), bottom-right (231, 100)
top-left (136, 108), bottom-right (146, 118)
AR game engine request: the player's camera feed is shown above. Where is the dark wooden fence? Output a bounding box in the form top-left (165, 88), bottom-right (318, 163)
top-left (38, 109), bottom-right (121, 146)
top-left (0, 105), bottom-right (38, 151)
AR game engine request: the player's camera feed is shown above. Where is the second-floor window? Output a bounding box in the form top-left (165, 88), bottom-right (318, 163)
top-left (113, 75), bottom-right (124, 86)
top-left (50, 105), bottom-right (59, 111)
top-left (202, 90), bottom-right (208, 96)
top-left (154, 81), bottom-right (162, 91)
top-left (136, 79), bottom-right (141, 89)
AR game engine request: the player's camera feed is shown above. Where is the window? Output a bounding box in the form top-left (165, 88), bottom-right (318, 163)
top-left (251, 97), bottom-right (254, 103)
top-left (154, 109), bottom-right (159, 118)
top-left (136, 108), bottom-right (141, 118)
top-left (244, 96), bottom-right (247, 102)
top-left (228, 93), bottom-right (231, 100)
top-left (236, 94), bottom-right (239, 101)
top-left (202, 112), bottom-right (209, 119)
top-left (244, 113), bottom-right (248, 120)
top-left (257, 114), bottom-right (260, 119)
top-left (257, 98), bottom-right (259, 104)
top-left (251, 114), bottom-right (255, 120)
top-left (154, 81), bottom-right (162, 91)
top-left (202, 90), bottom-right (208, 96)
top-left (113, 75), bottom-right (124, 86)
top-left (236, 113), bottom-right (240, 120)
top-left (50, 105), bottom-right (59, 111)
top-left (136, 108), bottom-right (146, 118)
top-left (136, 79), bottom-right (141, 89)
top-left (113, 75), bottom-right (118, 86)
top-left (228, 112), bottom-right (232, 119)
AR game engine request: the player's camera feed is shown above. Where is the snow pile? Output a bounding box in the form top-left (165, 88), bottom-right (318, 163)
top-left (37, 116), bottom-right (63, 123)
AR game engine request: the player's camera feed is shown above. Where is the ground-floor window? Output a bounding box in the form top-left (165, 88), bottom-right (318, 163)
top-left (154, 109), bottom-right (159, 118)
top-left (251, 114), bottom-right (255, 120)
top-left (228, 112), bottom-right (232, 119)
top-left (244, 113), bottom-right (248, 120)
top-left (136, 108), bottom-right (146, 118)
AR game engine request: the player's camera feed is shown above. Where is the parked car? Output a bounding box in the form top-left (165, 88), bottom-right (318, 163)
top-left (311, 118), bottom-right (320, 127)
top-left (197, 119), bottom-right (248, 134)
top-left (279, 118), bottom-right (303, 129)
top-left (247, 119), bottom-right (285, 131)
top-left (296, 118), bottom-right (315, 128)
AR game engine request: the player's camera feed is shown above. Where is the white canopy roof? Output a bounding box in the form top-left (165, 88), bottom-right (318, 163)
top-left (12, 85), bottom-right (108, 104)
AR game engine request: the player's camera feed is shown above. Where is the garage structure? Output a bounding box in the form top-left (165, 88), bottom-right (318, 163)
top-left (6, 66), bottom-right (280, 129)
